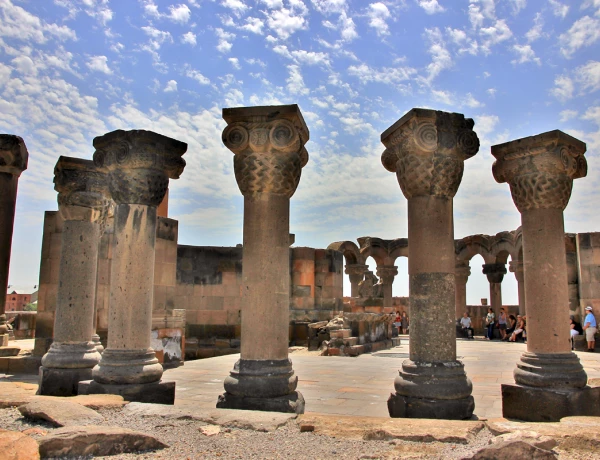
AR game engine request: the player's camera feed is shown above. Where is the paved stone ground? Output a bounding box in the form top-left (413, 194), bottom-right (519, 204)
top-left (4, 337), bottom-right (600, 419)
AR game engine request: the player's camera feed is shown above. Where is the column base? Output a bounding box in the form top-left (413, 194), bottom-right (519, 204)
top-left (223, 358), bottom-right (298, 398)
top-left (92, 334), bottom-right (104, 353)
top-left (217, 391), bottom-right (305, 414)
top-left (78, 379), bottom-right (175, 405)
top-left (514, 352), bottom-right (588, 389)
top-left (37, 366), bottom-right (93, 397)
top-left (92, 348), bottom-right (163, 384)
top-left (388, 393), bottom-right (474, 420)
top-left (41, 341), bottom-right (101, 369)
top-left (502, 383), bottom-right (600, 422)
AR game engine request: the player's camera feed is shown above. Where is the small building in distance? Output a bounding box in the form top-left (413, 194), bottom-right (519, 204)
top-left (5, 285), bottom-right (38, 312)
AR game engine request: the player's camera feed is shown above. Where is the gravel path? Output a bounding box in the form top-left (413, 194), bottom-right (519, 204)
top-left (1, 406), bottom-right (597, 459)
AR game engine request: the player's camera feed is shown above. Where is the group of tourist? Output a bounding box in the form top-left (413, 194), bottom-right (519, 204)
top-left (456, 305), bottom-right (598, 351)
top-left (393, 311), bottom-right (409, 334)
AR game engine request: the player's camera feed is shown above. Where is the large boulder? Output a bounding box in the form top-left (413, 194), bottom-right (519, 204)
top-left (18, 399), bottom-right (104, 427)
top-left (38, 426), bottom-right (168, 458)
top-left (0, 429), bottom-right (40, 460)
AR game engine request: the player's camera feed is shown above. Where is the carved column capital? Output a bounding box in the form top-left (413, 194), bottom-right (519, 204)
top-left (376, 265), bottom-right (398, 285)
top-left (0, 135), bottom-right (28, 177)
top-left (54, 156), bottom-right (112, 224)
top-left (509, 260), bottom-right (524, 282)
top-left (92, 130), bottom-right (187, 206)
top-left (222, 105), bottom-right (309, 198)
top-left (345, 264), bottom-right (369, 277)
top-left (455, 262), bottom-right (471, 283)
top-left (482, 263), bottom-right (507, 284)
top-left (492, 130), bottom-right (586, 212)
top-left (381, 108), bottom-right (479, 199)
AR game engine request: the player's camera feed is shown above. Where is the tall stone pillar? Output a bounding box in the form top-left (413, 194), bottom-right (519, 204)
top-left (38, 157), bottom-right (110, 396)
top-left (382, 108), bottom-right (479, 419)
top-left (482, 263), bottom-right (506, 313)
top-left (0, 135), bottom-right (28, 352)
top-left (455, 262), bottom-right (471, 320)
top-left (217, 105), bottom-right (308, 414)
top-left (377, 265), bottom-right (398, 312)
top-left (493, 130), bottom-right (598, 421)
top-left (345, 264), bottom-right (368, 297)
top-left (83, 130), bottom-right (187, 404)
top-left (509, 260), bottom-right (526, 315)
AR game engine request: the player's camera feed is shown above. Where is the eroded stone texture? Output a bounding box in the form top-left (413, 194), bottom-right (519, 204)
top-left (217, 105), bottom-right (308, 414)
top-left (89, 130), bottom-right (186, 403)
top-left (0, 135), bottom-right (28, 348)
top-left (492, 130), bottom-right (592, 420)
top-left (38, 157), bottom-right (111, 396)
top-left (381, 108), bottom-right (478, 419)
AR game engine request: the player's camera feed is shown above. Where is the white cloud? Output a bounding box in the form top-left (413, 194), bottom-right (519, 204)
top-left (423, 27), bottom-right (452, 84)
top-left (0, 0), bottom-right (77, 43)
top-left (181, 31), bottom-right (197, 46)
top-left (464, 92), bottom-right (484, 108)
top-left (474, 113), bottom-right (500, 140)
top-left (168, 4), bottom-right (192, 23)
top-left (479, 19), bottom-right (512, 54)
top-left (265, 1), bottom-right (309, 40)
top-left (508, 0), bottom-right (526, 14)
top-left (551, 74), bottom-right (574, 102)
top-left (241, 17), bottom-right (264, 34)
top-left (216, 28), bottom-right (235, 53)
top-left (575, 61), bottom-right (600, 94)
top-left (222, 0), bottom-right (249, 17)
top-left (141, 26), bottom-right (172, 45)
top-left (184, 66), bottom-right (211, 85)
top-left (339, 11), bottom-right (358, 41)
top-left (291, 50), bottom-right (331, 66)
top-left (417, 0), bottom-right (445, 15)
top-left (486, 88), bottom-right (496, 96)
top-left (525, 12), bottom-right (544, 42)
top-left (261, 0), bottom-right (284, 7)
top-left (367, 2), bottom-right (391, 37)
top-left (11, 55), bottom-right (36, 75)
top-left (347, 63), bottom-right (416, 89)
top-left (548, 0), bottom-right (569, 19)
top-left (228, 57), bottom-right (241, 69)
top-left (511, 44), bottom-right (541, 65)
top-left (559, 16), bottom-right (600, 58)
top-left (224, 88), bottom-right (244, 106)
top-left (86, 55), bottom-right (112, 74)
top-left (164, 79), bottom-right (178, 92)
top-left (431, 89), bottom-right (454, 105)
top-left (286, 64), bottom-right (309, 95)
top-left (559, 109), bottom-right (578, 122)
top-left (311, 0), bottom-right (347, 14)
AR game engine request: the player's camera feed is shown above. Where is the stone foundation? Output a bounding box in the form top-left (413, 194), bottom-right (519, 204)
top-left (387, 393), bottom-right (475, 420)
top-left (216, 391), bottom-right (305, 414)
top-left (37, 366), bottom-right (93, 397)
top-left (78, 379), bottom-right (176, 405)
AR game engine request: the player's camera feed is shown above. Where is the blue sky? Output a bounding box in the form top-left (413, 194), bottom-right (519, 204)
top-left (1, 0), bottom-right (600, 305)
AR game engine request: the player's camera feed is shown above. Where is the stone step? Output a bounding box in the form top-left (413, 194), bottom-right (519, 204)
top-left (329, 329), bottom-right (352, 339)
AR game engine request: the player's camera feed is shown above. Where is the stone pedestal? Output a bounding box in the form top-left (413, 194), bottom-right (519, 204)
top-left (0, 136), bottom-right (28, 350)
top-left (376, 265), bottom-right (398, 312)
top-left (217, 104), bottom-right (308, 414)
top-left (87, 129), bottom-right (186, 404)
top-left (492, 130), bottom-right (594, 421)
top-left (38, 158), bottom-right (111, 396)
top-left (482, 263), bottom-right (506, 313)
top-left (455, 262), bottom-right (470, 320)
top-left (509, 260), bottom-right (526, 315)
top-left (345, 264), bottom-right (369, 298)
top-left (381, 108), bottom-right (479, 419)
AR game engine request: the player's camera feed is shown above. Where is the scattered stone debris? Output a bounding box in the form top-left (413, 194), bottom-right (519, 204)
top-left (18, 399), bottom-right (104, 427)
top-left (0, 428), bottom-right (40, 460)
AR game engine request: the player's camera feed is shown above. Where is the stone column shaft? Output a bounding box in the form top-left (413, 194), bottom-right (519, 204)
top-left (0, 135), bottom-right (27, 349)
top-left (345, 264), bottom-right (368, 298)
top-left (483, 263), bottom-right (506, 314)
top-left (377, 265), bottom-right (398, 313)
top-left (455, 263), bottom-right (470, 320)
top-left (381, 108), bottom-right (479, 420)
top-left (510, 261), bottom-right (526, 315)
top-left (240, 194), bottom-right (290, 360)
top-left (218, 104), bottom-right (308, 414)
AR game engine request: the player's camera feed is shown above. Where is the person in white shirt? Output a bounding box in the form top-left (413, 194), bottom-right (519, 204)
top-left (460, 312), bottom-right (474, 339)
top-left (583, 306), bottom-right (597, 352)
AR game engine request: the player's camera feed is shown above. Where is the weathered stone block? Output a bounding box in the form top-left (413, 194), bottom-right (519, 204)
top-left (79, 380), bottom-right (176, 405)
top-left (37, 367), bottom-right (94, 397)
top-left (217, 391), bottom-right (305, 414)
top-left (388, 393), bottom-right (474, 420)
top-left (502, 384), bottom-right (600, 422)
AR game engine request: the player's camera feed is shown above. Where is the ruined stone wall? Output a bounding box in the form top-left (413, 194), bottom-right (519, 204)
top-left (576, 232), bottom-right (600, 324)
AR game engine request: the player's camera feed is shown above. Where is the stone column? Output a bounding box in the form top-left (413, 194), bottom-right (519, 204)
top-left (509, 260), bottom-right (526, 315)
top-left (455, 262), bottom-right (471, 320)
top-left (0, 135), bottom-right (28, 352)
top-left (376, 265), bottom-right (398, 312)
top-left (482, 263), bottom-right (506, 313)
top-left (217, 104), bottom-right (308, 414)
top-left (381, 108), bottom-right (479, 419)
top-left (38, 157), bottom-right (110, 396)
top-left (492, 130), bottom-right (597, 422)
top-left (345, 264), bottom-right (368, 297)
top-left (83, 129), bottom-right (187, 405)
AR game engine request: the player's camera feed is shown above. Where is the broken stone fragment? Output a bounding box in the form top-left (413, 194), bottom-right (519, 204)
top-left (18, 399), bottom-right (104, 427)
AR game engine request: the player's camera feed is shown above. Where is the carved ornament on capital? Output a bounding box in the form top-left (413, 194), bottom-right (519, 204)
top-left (381, 108), bottom-right (479, 200)
top-left (376, 265), bottom-right (399, 285)
top-left (54, 156), bottom-right (112, 225)
top-left (92, 130), bottom-right (187, 207)
top-left (0, 135), bottom-right (28, 177)
top-left (482, 263), bottom-right (507, 284)
top-left (509, 260), bottom-right (524, 282)
top-left (222, 105), bottom-right (309, 198)
top-left (455, 263), bottom-right (471, 283)
top-left (492, 130), bottom-right (586, 212)
top-left (345, 264), bottom-right (369, 277)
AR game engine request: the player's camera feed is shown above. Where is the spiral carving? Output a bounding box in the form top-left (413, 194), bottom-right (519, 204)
top-left (456, 130), bottom-right (480, 158)
top-left (414, 123), bottom-right (438, 152)
top-left (222, 124), bottom-right (249, 154)
top-left (270, 120), bottom-right (299, 152)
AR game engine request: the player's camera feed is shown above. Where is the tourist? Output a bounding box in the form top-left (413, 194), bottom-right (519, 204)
top-left (498, 307), bottom-right (508, 340)
top-left (504, 314), bottom-right (517, 341)
top-left (460, 312), bottom-right (474, 339)
top-left (484, 307), bottom-right (495, 340)
top-left (401, 311), bottom-right (409, 334)
top-left (583, 306), bottom-right (597, 352)
top-left (570, 315), bottom-right (583, 351)
top-left (509, 315), bottom-right (525, 342)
